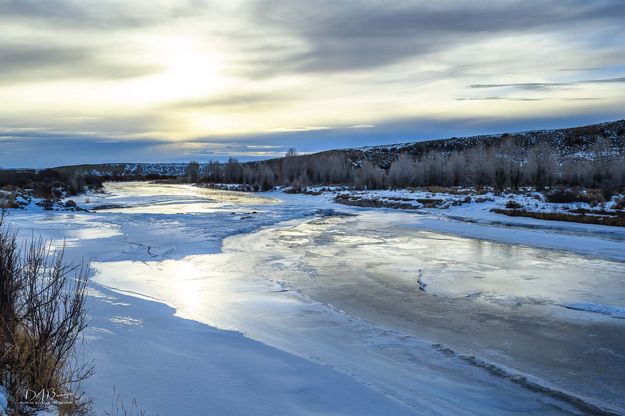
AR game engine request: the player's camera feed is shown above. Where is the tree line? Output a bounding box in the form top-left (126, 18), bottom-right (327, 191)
top-left (185, 138), bottom-right (625, 195)
top-left (0, 169), bottom-right (104, 198)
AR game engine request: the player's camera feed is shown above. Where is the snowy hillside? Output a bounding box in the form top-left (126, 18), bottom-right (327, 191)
top-left (55, 162), bottom-right (189, 177)
top-left (341, 119), bottom-right (625, 169)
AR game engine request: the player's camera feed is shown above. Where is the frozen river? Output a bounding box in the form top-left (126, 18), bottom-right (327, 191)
top-left (7, 182), bottom-right (625, 415)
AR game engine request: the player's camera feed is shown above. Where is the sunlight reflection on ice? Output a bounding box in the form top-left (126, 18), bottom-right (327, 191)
top-left (76, 182), bottom-right (279, 214)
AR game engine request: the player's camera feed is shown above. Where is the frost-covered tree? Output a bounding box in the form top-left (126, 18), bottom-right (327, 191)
top-left (445, 153), bottom-right (466, 187)
top-left (354, 160), bottom-right (386, 190)
top-left (590, 138), bottom-right (617, 195)
top-left (467, 145), bottom-right (492, 189)
top-left (281, 148), bottom-right (300, 185)
top-left (389, 154), bottom-right (415, 187)
top-left (526, 142), bottom-right (557, 190)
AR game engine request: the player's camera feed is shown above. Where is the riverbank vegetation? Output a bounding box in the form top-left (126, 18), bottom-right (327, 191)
top-left (189, 120), bottom-right (625, 196)
top-left (0, 169), bottom-right (104, 210)
top-left (193, 137), bottom-right (625, 197)
top-left (0, 214), bottom-right (93, 414)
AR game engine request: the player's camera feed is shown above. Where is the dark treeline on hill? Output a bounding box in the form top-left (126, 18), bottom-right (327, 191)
top-left (193, 120), bottom-right (625, 195)
top-left (0, 168), bottom-right (104, 199)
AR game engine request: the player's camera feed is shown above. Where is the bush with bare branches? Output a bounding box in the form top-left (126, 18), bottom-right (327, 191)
top-left (0, 212), bottom-right (93, 414)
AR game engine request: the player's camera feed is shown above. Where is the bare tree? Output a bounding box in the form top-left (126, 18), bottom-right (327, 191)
top-left (281, 148), bottom-right (300, 186)
top-left (445, 153), bottom-right (465, 187)
top-left (591, 138), bottom-right (617, 196)
top-left (256, 165), bottom-right (275, 191)
top-left (467, 144), bottom-right (492, 190)
top-left (224, 158), bottom-right (243, 183)
top-left (499, 138), bottom-right (524, 190)
top-left (184, 161), bottom-right (200, 183)
top-left (389, 154), bottom-right (415, 188)
top-left (202, 161), bottom-right (222, 183)
top-left (284, 148), bottom-right (298, 158)
top-left (526, 142), bottom-right (557, 191)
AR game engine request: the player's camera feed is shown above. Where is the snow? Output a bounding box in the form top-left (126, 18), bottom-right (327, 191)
top-left (3, 182), bottom-right (625, 415)
top-left (0, 386), bottom-right (7, 413)
top-left (83, 285), bottom-right (415, 415)
top-left (317, 187), bottom-right (625, 261)
top-left (325, 186), bottom-right (624, 214)
top-left (80, 163), bottom-right (190, 177)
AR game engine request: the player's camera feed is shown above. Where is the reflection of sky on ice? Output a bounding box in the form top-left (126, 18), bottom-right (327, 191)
top-left (258, 213), bottom-right (625, 309)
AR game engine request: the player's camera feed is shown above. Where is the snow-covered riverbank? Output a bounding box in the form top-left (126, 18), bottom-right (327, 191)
top-left (4, 182), bottom-right (625, 415)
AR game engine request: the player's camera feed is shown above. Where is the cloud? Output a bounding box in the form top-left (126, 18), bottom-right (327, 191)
top-left (169, 92), bottom-right (290, 110)
top-left (0, 41), bottom-right (163, 84)
top-left (557, 67), bottom-right (604, 72)
top-left (0, 0), bottom-right (215, 28)
top-left (456, 97), bottom-right (604, 102)
top-left (267, 126), bottom-right (334, 132)
top-left (0, 112), bottom-right (167, 140)
top-left (246, 0), bottom-right (625, 74)
top-left (457, 97), bottom-right (547, 101)
top-left (468, 76), bottom-right (625, 90)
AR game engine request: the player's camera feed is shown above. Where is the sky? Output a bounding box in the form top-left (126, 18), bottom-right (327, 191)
top-left (1, 0), bottom-right (624, 168)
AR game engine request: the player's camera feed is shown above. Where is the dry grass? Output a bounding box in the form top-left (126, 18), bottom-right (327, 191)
top-left (492, 208), bottom-right (625, 227)
top-left (104, 387), bottom-right (150, 416)
top-left (0, 194), bottom-right (19, 209)
top-left (613, 196), bottom-right (625, 210)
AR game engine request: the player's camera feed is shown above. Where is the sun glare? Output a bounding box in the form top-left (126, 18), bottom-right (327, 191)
top-left (123, 37), bottom-right (232, 105)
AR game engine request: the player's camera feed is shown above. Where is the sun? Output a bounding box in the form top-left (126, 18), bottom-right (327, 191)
top-left (122, 36), bottom-right (233, 105)
top-left (159, 39), bottom-right (230, 98)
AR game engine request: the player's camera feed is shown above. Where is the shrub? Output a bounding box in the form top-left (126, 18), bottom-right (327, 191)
top-left (0, 213), bottom-right (93, 414)
top-left (586, 190), bottom-right (606, 207)
top-left (545, 189), bottom-right (588, 204)
top-left (505, 200), bottom-right (523, 209)
top-left (0, 195), bottom-right (19, 209)
top-left (612, 196), bottom-right (625, 210)
top-left (0, 169), bottom-right (104, 202)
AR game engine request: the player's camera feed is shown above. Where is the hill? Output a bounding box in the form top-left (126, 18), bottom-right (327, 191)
top-left (50, 119), bottom-right (625, 177)
top-left (301, 119), bottom-right (625, 170)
